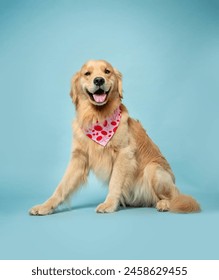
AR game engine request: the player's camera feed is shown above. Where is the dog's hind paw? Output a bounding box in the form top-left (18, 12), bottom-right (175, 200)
top-left (156, 200), bottom-right (170, 212)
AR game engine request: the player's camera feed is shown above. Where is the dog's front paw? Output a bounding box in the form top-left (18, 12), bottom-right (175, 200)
top-left (29, 204), bottom-right (54, 216)
top-left (96, 200), bottom-right (118, 213)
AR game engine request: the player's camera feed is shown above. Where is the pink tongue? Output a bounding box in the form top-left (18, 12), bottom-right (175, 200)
top-left (93, 93), bottom-right (107, 103)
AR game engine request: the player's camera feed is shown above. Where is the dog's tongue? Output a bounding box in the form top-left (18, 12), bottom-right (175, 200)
top-left (93, 93), bottom-right (107, 103)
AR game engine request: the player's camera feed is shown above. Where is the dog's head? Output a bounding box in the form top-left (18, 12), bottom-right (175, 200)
top-left (70, 60), bottom-right (122, 106)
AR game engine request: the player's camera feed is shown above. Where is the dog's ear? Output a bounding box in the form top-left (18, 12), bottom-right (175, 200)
top-left (114, 68), bottom-right (123, 99)
top-left (70, 71), bottom-right (80, 104)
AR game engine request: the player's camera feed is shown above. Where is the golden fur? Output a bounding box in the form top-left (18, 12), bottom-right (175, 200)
top-left (29, 60), bottom-right (200, 215)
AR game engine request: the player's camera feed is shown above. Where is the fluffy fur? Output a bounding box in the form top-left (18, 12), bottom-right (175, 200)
top-left (29, 60), bottom-right (200, 215)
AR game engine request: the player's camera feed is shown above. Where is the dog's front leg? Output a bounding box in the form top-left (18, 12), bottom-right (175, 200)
top-left (96, 147), bottom-right (135, 213)
top-left (29, 148), bottom-right (89, 215)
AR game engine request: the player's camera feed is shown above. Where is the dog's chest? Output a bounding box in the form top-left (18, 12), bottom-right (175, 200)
top-left (88, 144), bottom-right (117, 182)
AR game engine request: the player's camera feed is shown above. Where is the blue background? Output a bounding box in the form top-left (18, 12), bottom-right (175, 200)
top-left (0, 0), bottom-right (219, 259)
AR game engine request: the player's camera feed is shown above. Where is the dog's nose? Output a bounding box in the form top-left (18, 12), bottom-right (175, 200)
top-left (93, 77), bottom-right (105, 86)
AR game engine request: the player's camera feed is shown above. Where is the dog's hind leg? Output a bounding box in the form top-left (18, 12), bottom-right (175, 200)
top-left (143, 163), bottom-right (179, 212)
top-left (145, 163), bottom-right (200, 213)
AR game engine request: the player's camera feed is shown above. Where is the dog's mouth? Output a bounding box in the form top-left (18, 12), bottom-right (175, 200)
top-left (86, 87), bottom-right (111, 105)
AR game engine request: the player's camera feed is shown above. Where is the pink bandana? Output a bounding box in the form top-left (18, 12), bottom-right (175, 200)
top-left (83, 106), bottom-right (122, 146)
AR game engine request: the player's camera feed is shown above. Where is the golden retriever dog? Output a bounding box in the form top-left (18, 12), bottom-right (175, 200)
top-left (29, 60), bottom-right (200, 215)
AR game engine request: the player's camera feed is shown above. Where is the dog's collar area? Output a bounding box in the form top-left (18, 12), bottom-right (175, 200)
top-left (82, 106), bottom-right (122, 146)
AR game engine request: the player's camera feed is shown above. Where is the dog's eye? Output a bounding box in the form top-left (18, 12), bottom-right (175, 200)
top-left (84, 71), bottom-right (91, 76)
top-left (105, 69), bottom-right (110, 74)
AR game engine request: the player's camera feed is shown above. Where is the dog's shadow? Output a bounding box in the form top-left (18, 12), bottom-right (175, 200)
top-left (53, 201), bottom-right (150, 215)
top-left (53, 202), bottom-right (98, 215)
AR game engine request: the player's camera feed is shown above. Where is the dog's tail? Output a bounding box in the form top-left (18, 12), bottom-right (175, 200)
top-left (169, 194), bottom-right (201, 213)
